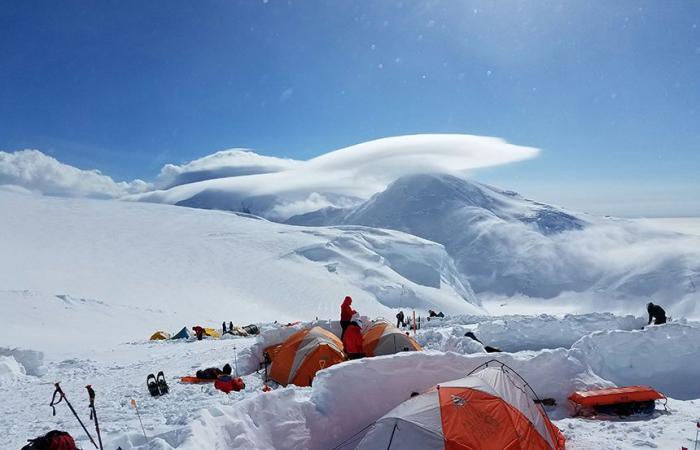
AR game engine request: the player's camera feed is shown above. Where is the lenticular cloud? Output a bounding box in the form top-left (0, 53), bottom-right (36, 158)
top-left (0, 134), bottom-right (539, 216)
top-left (280, 134), bottom-right (540, 197)
top-left (134, 134), bottom-right (540, 218)
top-left (155, 148), bottom-right (301, 189)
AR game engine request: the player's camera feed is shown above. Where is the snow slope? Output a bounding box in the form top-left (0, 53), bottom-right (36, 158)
top-left (289, 173), bottom-right (700, 316)
top-left (0, 190), bottom-right (480, 355)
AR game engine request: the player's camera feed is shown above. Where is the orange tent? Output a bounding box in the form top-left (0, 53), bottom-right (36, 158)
top-left (267, 326), bottom-right (345, 387)
top-left (356, 362), bottom-right (566, 450)
top-left (362, 321), bottom-right (422, 357)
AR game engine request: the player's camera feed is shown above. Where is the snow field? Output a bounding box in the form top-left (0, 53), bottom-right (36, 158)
top-left (0, 191), bottom-right (482, 357)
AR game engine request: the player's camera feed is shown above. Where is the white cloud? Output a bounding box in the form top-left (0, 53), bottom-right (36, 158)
top-left (155, 148), bottom-right (301, 189)
top-left (1, 134), bottom-right (538, 214)
top-left (0, 149), bottom-right (151, 199)
top-left (136, 134), bottom-right (539, 219)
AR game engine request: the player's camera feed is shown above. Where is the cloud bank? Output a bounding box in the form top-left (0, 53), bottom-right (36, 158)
top-left (0, 134), bottom-right (539, 216)
top-left (0, 150), bottom-right (151, 199)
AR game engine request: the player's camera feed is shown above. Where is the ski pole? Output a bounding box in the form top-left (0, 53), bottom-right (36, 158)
top-left (130, 399), bottom-right (148, 443)
top-left (86, 385), bottom-right (104, 450)
top-left (694, 421), bottom-right (699, 450)
top-left (50, 382), bottom-right (98, 449)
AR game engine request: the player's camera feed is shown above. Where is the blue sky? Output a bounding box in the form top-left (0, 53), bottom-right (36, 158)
top-left (1, 0), bottom-right (698, 216)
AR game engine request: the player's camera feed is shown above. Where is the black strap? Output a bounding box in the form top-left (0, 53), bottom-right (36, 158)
top-left (87, 385), bottom-right (96, 420)
top-left (50, 384), bottom-right (64, 416)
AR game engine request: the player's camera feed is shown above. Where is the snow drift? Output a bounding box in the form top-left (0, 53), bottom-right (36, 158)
top-left (571, 323), bottom-right (700, 400)
top-left (416, 313), bottom-right (646, 352)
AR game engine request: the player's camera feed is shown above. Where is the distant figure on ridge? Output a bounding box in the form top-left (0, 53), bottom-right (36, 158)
top-left (340, 296), bottom-right (357, 340)
top-left (646, 302), bottom-right (667, 326)
top-left (222, 321), bottom-right (227, 334)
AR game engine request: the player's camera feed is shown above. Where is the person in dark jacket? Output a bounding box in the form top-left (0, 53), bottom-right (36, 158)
top-left (222, 321), bottom-right (228, 334)
top-left (340, 296), bottom-right (357, 340)
top-left (396, 310), bottom-right (405, 328)
top-left (196, 363), bottom-right (232, 380)
top-left (647, 302), bottom-right (667, 325)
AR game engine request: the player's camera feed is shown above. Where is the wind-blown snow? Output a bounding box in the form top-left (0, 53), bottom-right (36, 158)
top-left (133, 134), bottom-right (539, 219)
top-left (0, 149), bottom-right (150, 198)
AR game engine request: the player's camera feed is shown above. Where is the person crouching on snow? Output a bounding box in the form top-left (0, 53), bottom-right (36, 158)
top-left (646, 302), bottom-right (667, 326)
top-left (340, 295), bottom-right (356, 340)
top-left (343, 313), bottom-right (364, 360)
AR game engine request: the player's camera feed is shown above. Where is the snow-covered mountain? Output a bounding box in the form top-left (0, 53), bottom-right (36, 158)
top-left (131, 134), bottom-right (539, 220)
top-left (288, 174), bottom-right (700, 314)
top-left (0, 189), bottom-right (480, 353)
top-left (3, 137), bottom-right (698, 317)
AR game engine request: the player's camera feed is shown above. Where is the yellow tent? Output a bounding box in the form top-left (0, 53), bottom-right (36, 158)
top-left (203, 328), bottom-right (221, 338)
top-left (150, 331), bottom-right (171, 340)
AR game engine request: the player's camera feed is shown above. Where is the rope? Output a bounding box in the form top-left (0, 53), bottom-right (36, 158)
top-left (331, 422), bottom-right (375, 450)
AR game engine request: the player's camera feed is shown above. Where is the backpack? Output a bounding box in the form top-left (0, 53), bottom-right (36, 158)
top-left (21, 430), bottom-right (79, 450)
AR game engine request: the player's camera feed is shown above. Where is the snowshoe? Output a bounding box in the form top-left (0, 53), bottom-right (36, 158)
top-left (147, 373), bottom-right (160, 397)
top-left (157, 371), bottom-right (169, 395)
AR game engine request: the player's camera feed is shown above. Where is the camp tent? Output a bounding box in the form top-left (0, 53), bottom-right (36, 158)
top-left (171, 327), bottom-right (194, 340)
top-left (203, 328), bottom-right (221, 338)
top-left (356, 363), bottom-right (566, 450)
top-left (362, 321), bottom-right (422, 357)
top-left (149, 331), bottom-right (171, 340)
top-left (267, 326), bottom-right (345, 387)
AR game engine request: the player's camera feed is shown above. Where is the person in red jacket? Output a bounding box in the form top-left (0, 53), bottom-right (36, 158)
top-left (192, 325), bottom-right (205, 341)
top-left (343, 314), bottom-right (365, 360)
top-left (340, 296), bottom-right (356, 340)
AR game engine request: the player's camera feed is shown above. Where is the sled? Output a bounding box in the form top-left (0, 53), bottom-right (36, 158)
top-left (179, 376), bottom-right (216, 384)
top-left (569, 385), bottom-right (666, 416)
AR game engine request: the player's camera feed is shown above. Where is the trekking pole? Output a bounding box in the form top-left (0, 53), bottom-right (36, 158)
top-left (130, 399), bottom-right (148, 443)
top-left (86, 385), bottom-right (104, 450)
top-left (693, 421), bottom-right (700, 450)
top-left (233, 346), bottom-right (239, 377)
top-left (50, 382), bottom-right (98, 449)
